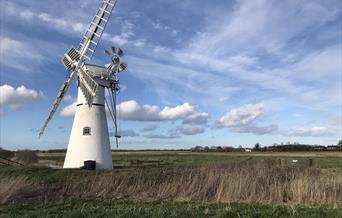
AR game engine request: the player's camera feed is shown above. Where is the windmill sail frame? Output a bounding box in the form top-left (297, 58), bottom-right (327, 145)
top-left (78, 67), bottom-right (99, 106)
top-left (39, 0), bottom-right (118, 137)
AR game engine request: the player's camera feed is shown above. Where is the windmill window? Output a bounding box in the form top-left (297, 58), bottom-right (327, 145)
top-left (83, 127), bottom-right (91, 135)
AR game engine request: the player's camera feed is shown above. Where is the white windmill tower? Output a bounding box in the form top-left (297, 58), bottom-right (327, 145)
top-left (39, 0), bottom-right (127, 169)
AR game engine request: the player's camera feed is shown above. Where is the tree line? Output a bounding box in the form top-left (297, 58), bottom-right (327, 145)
top-left (191, 140), bottom-right (342, 152)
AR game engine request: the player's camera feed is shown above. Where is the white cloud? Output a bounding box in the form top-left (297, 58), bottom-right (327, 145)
top-left (59, 100), bottom-right (208, 124)
top-left (215, 103), bottom-right (278, 135)
top-left (218, 103), bottom-right (265, 127)
top-left (0, 37), bottom-right (45, 72)
top-left (59, 102), bottom-right (77, 117)
top-left (1, 0), bottom-right (136, 50)
top-left (159, 103), bottom-right (195, 120)
top-left (0, 84), bottom-right (45, 109)
top-left (19, 9), bottom-right (34, 20)
top-left (107, 35), bottom-right (129, 46)
top-left (2, 2), bottom-right (88, 35)
top-left (117, 100), bottom-right (206, 122)
top-left (182, 112), bottom-right (209, 125)
top-left (0, 37), bottom-right (21, 52)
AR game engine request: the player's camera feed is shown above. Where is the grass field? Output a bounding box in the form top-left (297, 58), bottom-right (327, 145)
top-left (1, 151), bottom-right (341, 217)
top-left (36, 151), bottom-right (342, 169)
top-left (1, 198), bottom-right (342, 218)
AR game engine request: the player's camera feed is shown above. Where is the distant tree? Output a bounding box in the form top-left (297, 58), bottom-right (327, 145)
top-left (253, 143), bottom-right (261, 151)
top-left (338, 140), bottom-right (342, 146)
top-left (0, 148), bottom-right (15, 159)
top-left (191, 146), bottom-right (203, 152)
top-left (210, 146), bottom-right (218, 151)
top-left (223, 146), bottom-right (235, 152)
top-left (216, 146), bottom-right (223, 151)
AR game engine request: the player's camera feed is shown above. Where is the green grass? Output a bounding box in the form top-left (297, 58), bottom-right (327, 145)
top-left (312, 157), bottom-right (342, 169)
top-left (1, 198), bottom-right (341, 218)
top-left (36, 151), bottom-right (342, 170)
top-left (3, 152), bottom-right (342, 182)
top-left (0, 165), bottom-right (112, 183)
top-left (111, 152), bottom-right (342, 169)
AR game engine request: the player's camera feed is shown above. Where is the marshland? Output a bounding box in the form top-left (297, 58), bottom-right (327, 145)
top-left (1, 151), bottom-right (341, 217)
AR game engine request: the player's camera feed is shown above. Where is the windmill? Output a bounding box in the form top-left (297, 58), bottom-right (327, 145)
top-left (39, 0), bottom-right (127, 169)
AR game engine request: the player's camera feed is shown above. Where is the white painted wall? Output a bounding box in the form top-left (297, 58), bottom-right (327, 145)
top-left (63, 86), bottom-right (113, 169)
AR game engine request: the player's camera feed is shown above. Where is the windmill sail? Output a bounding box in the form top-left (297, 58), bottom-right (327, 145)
top-left (79, 0), bottom-right (117, 60)
top-left (78, 68), bottom-right (99, 106)
top-left (39, 0), bottom-right (118, 137)
top-left (62, 47), bottom-right (81, 71)
top-left (39, 71), bottom-right (76, 137)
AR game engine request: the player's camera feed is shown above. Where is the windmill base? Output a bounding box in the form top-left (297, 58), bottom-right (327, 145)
top-left (63, 86), bottom-right (113, 169)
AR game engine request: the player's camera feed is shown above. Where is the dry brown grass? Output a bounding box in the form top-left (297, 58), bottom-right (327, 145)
top-left (0, 176), bottom-right (33, 204)
top-left (1, 159), bottom-right (341, 207)
top-left (60, 159), bottom-right (342, 207)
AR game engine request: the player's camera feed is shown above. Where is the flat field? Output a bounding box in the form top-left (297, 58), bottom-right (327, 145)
top-left (1, 151), bottom-right (341, 217)
top-left (37, 151), bottom-right (342, 169)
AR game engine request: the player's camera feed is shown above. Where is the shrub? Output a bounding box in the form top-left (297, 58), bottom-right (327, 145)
top-left (0, 148), bottom-right (15, 159)
top-left (15, 150), bottom-right (38, 164)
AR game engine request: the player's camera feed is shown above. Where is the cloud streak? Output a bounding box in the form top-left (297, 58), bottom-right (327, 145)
top-left (170, 126), bottom-right (205, 136)
top-left (110, 129), bottom-right (139, 137)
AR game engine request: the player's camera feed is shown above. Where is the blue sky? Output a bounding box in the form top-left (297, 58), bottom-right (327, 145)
top-left (0, 0), bottom-right (341, 150)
